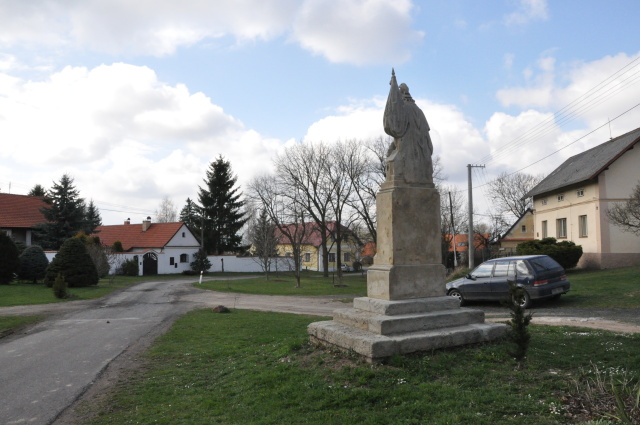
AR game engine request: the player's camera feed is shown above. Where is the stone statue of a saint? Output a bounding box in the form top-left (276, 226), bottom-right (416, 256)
top-left (383, 69), bottom-right (434, 185)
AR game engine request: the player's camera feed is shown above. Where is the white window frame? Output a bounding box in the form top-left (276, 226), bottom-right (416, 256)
top-left (556, 218), bottom-right (567, 238)
top-left (557, 194), bottom-right (564, 202)
top-left (579, 215), bottom-right (588, 237)
top-left (577, 189), bottom-right (584, 197)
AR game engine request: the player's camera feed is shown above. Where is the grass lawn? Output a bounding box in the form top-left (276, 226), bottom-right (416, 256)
top-left (0, 315), bottom-right (43, 337)
top-left (560, 266), bottom-right (640, 309)
top-left (199, 271), bottom-right (368, 296)
top-left (77, 309), bottom-right (640, 425)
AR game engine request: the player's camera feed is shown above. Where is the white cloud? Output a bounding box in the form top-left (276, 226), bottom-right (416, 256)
top-left (504, 0), bottom-right (549, 26)
top-left (0, 63), bottom-right (285, 224)
top-left (292, 0), bottom-right (423, 65)
top-left (0, 0), bottom-right (422, 64)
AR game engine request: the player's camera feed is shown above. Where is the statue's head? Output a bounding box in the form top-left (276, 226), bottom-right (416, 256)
top-left (399, 83), bottom-right (409, 94)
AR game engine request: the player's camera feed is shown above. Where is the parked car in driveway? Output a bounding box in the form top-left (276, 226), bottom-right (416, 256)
top-left (446, 255), bottom-right (570, 308)
top-left (341, 263), bottom-right (352, 272)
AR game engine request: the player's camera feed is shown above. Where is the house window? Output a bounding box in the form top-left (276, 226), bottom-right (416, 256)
top-left (328, 253), bottom-right (336, 263)
top-left (521, 225), bottom-right (526, 233)
top-left (541, 199), bottom-right (547, 205)
top-left (541, 221), bottom-right (548, 238)
top-left (557, 194), bottom-right (564, 202)
top-left (577, 189), bottom-right (584, 197)
top-left (170, 257), bottom-right (175, 265)
top-left (182, 232), bottom-right (186, 237)
top-left (556, 218), bottom-right (567, 238)
top-left (304, 252), bottom-right (311, 262)
top-left (180, 253), bottom-right (188, 263)
top-left (579, 215), bottom-right (588, 237)
top-left (344, 253), bottom-right (351, 262)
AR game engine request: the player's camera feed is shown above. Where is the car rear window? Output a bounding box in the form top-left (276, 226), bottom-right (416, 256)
top-left (529, 256), bottom-right (562, 271)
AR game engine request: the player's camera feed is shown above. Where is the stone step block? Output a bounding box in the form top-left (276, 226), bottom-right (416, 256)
top-left (353, 296), bottom-right (459, 316)
top-left (333, 307), bottom-right (486, 335)
top-left (308, 320), bottom-right (507, 362)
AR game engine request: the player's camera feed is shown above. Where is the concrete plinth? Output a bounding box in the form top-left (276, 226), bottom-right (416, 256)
top-left (308, 296), bottom-right (507, 362)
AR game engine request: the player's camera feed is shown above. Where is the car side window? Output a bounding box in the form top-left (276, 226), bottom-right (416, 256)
top-left (471, 263), bottom-right (494, 278)
top-left (492, 261), bottom-right (513, 277)
top-left (515, 260), bottom-right (530, 276)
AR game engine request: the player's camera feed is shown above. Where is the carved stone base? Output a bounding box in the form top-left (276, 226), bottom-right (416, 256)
top-left (308, 296), bottom-right (507, 363)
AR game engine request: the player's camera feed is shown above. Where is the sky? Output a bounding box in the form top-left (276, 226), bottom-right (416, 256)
top-left (1, 0), bottom-right (640, 226)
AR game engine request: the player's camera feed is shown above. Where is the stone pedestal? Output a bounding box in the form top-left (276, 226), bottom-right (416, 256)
top-left (307, 182), bottom-right (506, 362)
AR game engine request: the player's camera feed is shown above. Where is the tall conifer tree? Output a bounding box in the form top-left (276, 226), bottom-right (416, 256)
top-left (36, 174), bottom-right (87, 249)
top-left (198, 156), bottom-right (247, 254)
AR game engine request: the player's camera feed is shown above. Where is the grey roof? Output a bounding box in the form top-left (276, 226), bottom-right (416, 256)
top-left (525, 126), bottom-right (640, 198)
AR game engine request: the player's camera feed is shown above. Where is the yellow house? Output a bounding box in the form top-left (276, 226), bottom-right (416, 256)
top-left (275, 221), bottom-right (361, 271)
top-left (525, 126), bottom-right (640, 268)
top-left (497, 209), bottom-right (535, 255)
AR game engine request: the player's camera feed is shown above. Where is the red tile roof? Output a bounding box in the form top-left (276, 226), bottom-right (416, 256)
top-left (93, 221), bottom-right (185, 251)
top-left (0, 193), bottom-right (49, 228)
top-left (444, 234), bottom-right (491, 252)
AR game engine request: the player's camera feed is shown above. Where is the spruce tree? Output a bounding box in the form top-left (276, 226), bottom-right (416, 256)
top-left (83, 200), bottom-right (102, 234)
top-left (180, 197), bottom-right (202, 235)
top-left (36, 174), bottom-right (87, 250)
top-left (44, 238), bottom-right (99, 287)
top-left (0, 232), bottom-right (20, 284)
top-left (28, 184), bottom-right (47, 197)
top-left (198, 156), bottom-right (247, 254)
top-left (18, 245), bottom-right (49, 283)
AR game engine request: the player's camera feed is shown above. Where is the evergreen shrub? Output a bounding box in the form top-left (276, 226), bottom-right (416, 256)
top-left (18, 245), bottom-right (49, 283)
top-left (0, 232), bottom-right (20, 284)
top-left (44, 238), bottom-right (99, 287)
top-left (516, 237), bottom-right (583, 269)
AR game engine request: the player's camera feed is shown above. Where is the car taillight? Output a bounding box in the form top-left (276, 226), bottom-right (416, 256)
top-left (533, 279), bottom-right (548, 286)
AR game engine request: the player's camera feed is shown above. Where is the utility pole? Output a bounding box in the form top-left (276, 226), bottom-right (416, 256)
top-left (467, 164), bottom-right (485, 269)
top-left (448, 192), bottom-right (457, 268)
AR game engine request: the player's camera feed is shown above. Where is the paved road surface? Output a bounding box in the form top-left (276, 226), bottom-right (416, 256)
top-left (1, 277), bottom-right (639, 425)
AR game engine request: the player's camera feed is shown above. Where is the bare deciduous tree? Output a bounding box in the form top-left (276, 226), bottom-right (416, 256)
top-left (248, 175), bottom-right (311, 288)
top-left (155, 195), bottom-right (178, 223)
top-left (487, 172), bottom-right (543, 219)
top-left (274, 142), bottom-right (333, 276)
top-left (247, 207), bottom-right (279, 279)
top-left (607, 181), bottom-right (640, 235)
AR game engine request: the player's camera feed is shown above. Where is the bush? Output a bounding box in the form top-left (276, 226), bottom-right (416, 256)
top-left (0, 232), bottom-right (20, 284)
top-left (516, 237), bottom-right (583, 269)
top-left (18, 245), bottom-right (49, 283)
top-left (52, 273), bottom-right (68, 299)
top-left (44, 238), bottom-right (99, 287)
top-left (190, 248), bottom-right (212, 272)
top-left (112, 241), bottom-right (124, 252)
top-left (74, 232), bottom-right (110, 278)
top-left (118, 258), bottom-right (139, 276)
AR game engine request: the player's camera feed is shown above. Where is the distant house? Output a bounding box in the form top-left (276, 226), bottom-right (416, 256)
top-left (0, 193), bottom-right (48, 246)
top-left (92, 217), bottom-right (201, 275)
top-left (525, 126), bottom-right (640, 268)
top-left (497, 209), bottom-right (535, 255)
top-left (275, 221), bottom-right (361, 271)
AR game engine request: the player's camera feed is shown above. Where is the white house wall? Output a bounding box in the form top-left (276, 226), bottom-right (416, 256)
top-left (166, 225), bottom-right (201, 247)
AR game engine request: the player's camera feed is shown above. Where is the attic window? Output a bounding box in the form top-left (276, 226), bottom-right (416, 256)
top-left (541, 199), bottom-right (547, 205)
top-left (182, 232), bottom-right (185, 237)
top-left (576, 189), bottom-right (584, 197)
top-left (521, 225), bottom-right (526, 233)
top-left (557, 194), bottom-right (564, 202)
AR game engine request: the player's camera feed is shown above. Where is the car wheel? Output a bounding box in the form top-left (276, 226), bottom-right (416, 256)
top-left (448, 289), bottom-right (465, 306)
top-left (512, 290), bottom-right (531, 309)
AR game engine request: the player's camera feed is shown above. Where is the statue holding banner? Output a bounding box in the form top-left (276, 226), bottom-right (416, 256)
top-left (383, 69), bottom-right (434, 185)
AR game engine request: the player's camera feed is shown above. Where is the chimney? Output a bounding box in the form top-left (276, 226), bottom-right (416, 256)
top-left (124, 218), bottom-right (130, 225)
top-left (142, 216), bottom-right (152, 232)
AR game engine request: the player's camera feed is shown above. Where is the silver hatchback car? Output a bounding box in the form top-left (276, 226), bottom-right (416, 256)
top-left (445, 255), bottom-right (570, 308)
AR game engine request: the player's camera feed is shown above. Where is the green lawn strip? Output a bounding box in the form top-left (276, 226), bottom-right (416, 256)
top-left (560, 266), bottom-right (640, 308)
top-left (0, 315), bottom-right (43, 337)
top-left (0, 275), bottom-right (180, 307)
top-left (198, 272), bottom-right (367, 296)
top-left (82, 309), bottom-right (640, 425)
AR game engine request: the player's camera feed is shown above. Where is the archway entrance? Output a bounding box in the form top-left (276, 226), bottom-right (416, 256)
top-left (143, 252), bottom-right (158, 275)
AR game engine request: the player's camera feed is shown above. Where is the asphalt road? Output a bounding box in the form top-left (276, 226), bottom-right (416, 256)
top-left (1, 277), bottom-right (639, 425)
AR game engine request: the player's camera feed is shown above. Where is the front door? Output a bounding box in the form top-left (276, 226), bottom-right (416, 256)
top-left (143, 252), bottom-right (158, 275)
